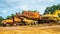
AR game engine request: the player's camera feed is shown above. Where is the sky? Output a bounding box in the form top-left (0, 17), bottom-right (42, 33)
top-left (0, 0), bottom-right (60, 18)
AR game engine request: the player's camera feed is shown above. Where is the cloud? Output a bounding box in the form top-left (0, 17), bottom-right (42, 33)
top-left (0, 0), bottom-right (59, 18)
top-left (20, 5), bottom-right (29, 10)
top-left (6, 0), bottom-right (19, 3)
top-left (38, 0), bottom-right (56, 2)
top-left (0, 10), bottom-right (8, 18)
top-left (2, 10), bottom-right (8, 14)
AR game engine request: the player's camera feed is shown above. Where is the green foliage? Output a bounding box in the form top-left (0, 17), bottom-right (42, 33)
top-left (58, 14), bottom-right (60, 17)
top-left (22, 10), bottom-right (24, 14)
top-left (0, 16), bottom-right (3, 24)
top-left (34, 10), bottom-right (37, 12)
top-left (22, 10), bottom-right (37, 14)
top-left (6, 16), bottom-right (11, 19)
top-left (18, 12), bottom-right (21, 14)
top-left (28, 10), bottom-right (37, 12)
top-left (6, 14), bottom-right (15, 19)
top-left (44, 4), bottom-right (60, 15)
top-left (28, 10), bottom-right (31, 12)
top-left (11, 14), bottom-right (15, 17)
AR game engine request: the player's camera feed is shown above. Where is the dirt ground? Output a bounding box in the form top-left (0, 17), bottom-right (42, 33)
top-left (0, 25), bottom-right (60, 34)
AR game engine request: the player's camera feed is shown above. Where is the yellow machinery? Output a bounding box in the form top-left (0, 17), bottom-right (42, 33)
top-left (2, 10), bottom-right (60, 26)
top-left (2, 19), bottom-right (13, 24)
top-left (2, 17), bottom-right (21, 26)
top-left (20, 17), bottom-right (38, 25)
top-left (42, 10), bottom-right (60, 23)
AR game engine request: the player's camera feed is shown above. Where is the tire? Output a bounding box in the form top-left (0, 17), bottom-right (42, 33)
top-left (58, 21), bottom-right (60, 23)
top-left (31, 21), bottom-right (38, 25)
top-left (34, 21), bottom-right (38, 25)
top-left (13, 23), bottom-right (17, 26)
top-left (6, 23), bottom-right (11, 26)
top-left (2, 22), bottom-right (6, 26)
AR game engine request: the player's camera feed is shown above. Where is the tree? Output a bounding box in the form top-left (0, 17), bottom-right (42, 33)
top-left (34, 10), bottom-right (37, 12)
top-left (0, 16), bottom-right (3, 24)
top-left (11, 14), bottom-right (15, 17)
top-left (44, 4), bottom-right (60, 15)
top-left (6, 16), bottom-right (11, 19)
top-left (6, 14), bottom-right (15, 19)
top-left (28, 10), bottom-right (37, 12)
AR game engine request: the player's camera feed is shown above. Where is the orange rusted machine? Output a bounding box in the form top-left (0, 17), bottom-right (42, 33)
top-left (15, 10), bottom-right (41, 25)
top-left (2, 10), bottom-right (42, 26)
top-left (16, 10), bottom-right (41, 20)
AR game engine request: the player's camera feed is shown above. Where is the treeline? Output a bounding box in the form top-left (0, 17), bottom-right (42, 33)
top-left (44, 4), bottom-right (60, 14)
top-left (0, 16), bottom-right (3, 24)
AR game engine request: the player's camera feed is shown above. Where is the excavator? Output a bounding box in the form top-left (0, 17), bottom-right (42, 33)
top-left (41, 10), bottom-right (60, 23)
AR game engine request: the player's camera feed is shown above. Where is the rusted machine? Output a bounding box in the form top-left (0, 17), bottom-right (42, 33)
top-left (2, 10), bottom-right (42, 26)
top-left (2, 17), bottom-right (21, 26)
top-left (15, 10), bottom-right (41, 25)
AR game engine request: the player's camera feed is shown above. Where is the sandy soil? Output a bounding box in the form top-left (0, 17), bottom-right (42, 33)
top-left (0, 25), bottom-right (60, 34)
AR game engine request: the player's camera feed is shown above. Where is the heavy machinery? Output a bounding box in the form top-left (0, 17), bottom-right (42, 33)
top-left (41, 10), bottom-right (60, 23)
top-left (2, 10), bottom-right (60, 26)
top-left (1, 10), bottom-right (41, 26)
top-left (2, 17), bottom-right (21, 26)
top-left (15, 11), bottom-right (41, 25)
